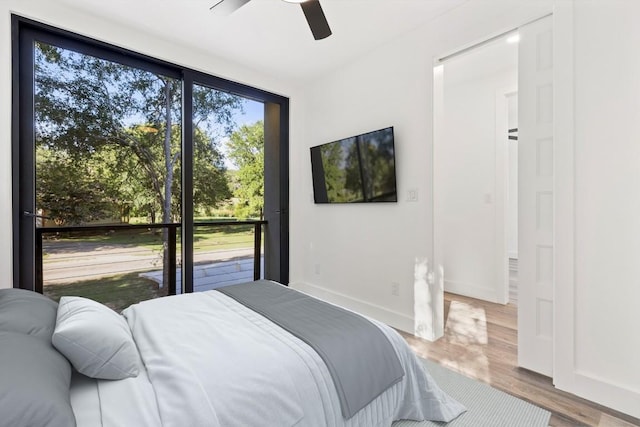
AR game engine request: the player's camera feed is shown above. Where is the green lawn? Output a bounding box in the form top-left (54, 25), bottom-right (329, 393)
top-left (41, 221), bottom-right (264, 311)
top-left (44, 272), bottom-right (167, 313)
top-left (43, 222), bottom-right (262, 252)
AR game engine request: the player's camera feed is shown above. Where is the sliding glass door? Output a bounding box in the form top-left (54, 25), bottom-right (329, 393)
top-left (13, 16), bottom-right (289, 305)
top-left (30, 39), bottom-right (183, 308)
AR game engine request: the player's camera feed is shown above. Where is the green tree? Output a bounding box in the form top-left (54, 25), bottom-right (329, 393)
top-left (36, 147), bottom-right (117, 225)
top-left (172, 127), bottom-right (232, 217)
top-left (360, 131), bottom-right (396, 201)
top-left (34, 42), bottom-right (241, 285)
top-left (320, 139), bottom-right (363, 203)
top-left (226, 121), bottom-right (264, 219)
top-left (35, 43), bottom-right (239, 221)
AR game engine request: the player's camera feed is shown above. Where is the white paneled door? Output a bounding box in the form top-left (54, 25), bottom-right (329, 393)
top-left (517, 15), bottom-right (554, 377)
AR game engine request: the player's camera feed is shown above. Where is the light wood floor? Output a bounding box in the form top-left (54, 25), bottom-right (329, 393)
top-left (399, 291), bottom-right (640, 427)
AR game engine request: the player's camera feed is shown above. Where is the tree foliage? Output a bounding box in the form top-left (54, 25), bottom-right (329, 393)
top-left (34, 41), bottom-right (241, 225)
top-left (34, 41), bottom-right (244, 286)
top-left (37, 147), bottom-right (117, 225)
top-left (316, 130), bottom-right (396, 203)
top-left (226, 121), bottom-right (264, 219)
top-left (319, 139), bottom-right (364, 203)
top-left (359, 131), bottom-right (396, 201)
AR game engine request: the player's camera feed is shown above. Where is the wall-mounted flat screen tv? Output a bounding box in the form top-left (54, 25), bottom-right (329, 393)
top-left (310, 126), bottom-right (397, 203)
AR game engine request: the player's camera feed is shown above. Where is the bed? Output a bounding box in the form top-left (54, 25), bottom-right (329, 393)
top-left (0, 281), bottom-right (465, 427)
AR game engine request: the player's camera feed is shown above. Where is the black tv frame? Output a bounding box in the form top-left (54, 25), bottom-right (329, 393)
top-left (310, 126), bottom-right (397, 204)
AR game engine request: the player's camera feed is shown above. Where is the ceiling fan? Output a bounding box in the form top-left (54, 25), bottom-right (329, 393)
top-left (210, 0), bottom-right (332, 40)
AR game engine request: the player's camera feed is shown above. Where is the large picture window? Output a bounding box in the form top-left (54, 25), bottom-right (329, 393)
top-left (12, 16), bottom-right (289, 307)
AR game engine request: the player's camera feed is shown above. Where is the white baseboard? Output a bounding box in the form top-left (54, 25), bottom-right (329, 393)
top-left (556, 370), bottom-right (640, 420)
top-left (289, 281), bottom-right (414, 333)
top-left (444, 279), bottom-right (502, 304)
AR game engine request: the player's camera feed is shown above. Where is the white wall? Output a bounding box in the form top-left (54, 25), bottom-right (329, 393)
top-left (553, 0), bottom-right (640, 418)
top-left (291, 0), bottom-right (640, 418)
top-left (289, 0), bottom-right (552, 333)
top-left (507, 93), bottom-right (518, 259)
top-left (438, 40), bottom-right (517, 303)
top-left (574, 0), bottom-right (640, 395)
top-left (0, 0), bottom-right (297, 289)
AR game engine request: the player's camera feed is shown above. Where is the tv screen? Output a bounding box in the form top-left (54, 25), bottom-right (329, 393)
top-left (310, 126), bottom-right (397, 204)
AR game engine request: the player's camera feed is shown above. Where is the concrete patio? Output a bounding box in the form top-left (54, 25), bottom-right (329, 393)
top-left (139, 256), bottom-right (264, 293)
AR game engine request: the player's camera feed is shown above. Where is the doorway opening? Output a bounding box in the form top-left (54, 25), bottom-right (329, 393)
top-left (433, 15), bottom-right (555, 378)
top-left (506, 91), bottom-right (519, 306)
top-left (434, 33), bottom-right (519, 306)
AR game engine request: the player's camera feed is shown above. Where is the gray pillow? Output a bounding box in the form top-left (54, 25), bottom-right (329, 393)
top-left (0, 331), bottom-right (76, 427)
top-left (53, 296), bottom-right (140, 380)
top-left (0, 288), bottom-right (58, 340)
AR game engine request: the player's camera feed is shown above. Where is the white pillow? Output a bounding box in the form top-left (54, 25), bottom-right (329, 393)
top-left (52, 296), bottom-right (140, 380)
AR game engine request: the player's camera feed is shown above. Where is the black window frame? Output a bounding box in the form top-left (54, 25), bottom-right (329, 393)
top-left (11, 15), bottom-right (289, 291)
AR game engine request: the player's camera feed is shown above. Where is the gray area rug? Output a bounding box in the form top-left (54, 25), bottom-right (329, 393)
top-left (392, 359), bottom-right (551, 427)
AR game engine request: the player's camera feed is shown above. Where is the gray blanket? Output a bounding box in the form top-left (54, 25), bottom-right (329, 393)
top-left (217, 280), bottom-right (405, 419)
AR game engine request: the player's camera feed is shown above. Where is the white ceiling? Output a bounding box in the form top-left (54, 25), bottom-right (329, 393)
top-left (58, 0), bottom-right (469, 84)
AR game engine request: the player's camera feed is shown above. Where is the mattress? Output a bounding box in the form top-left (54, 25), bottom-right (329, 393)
top-left (69, 289), bottom-right (465, 426)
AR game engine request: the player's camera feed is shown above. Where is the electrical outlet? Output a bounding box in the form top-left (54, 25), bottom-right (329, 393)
top-left (391, 282), bottom-right (400, 296)
top-left (407, 189), bottom-right (418, 202)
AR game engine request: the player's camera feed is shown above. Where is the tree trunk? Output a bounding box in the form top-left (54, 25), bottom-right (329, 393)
top-left (162, 80), bottom-right (174, 291)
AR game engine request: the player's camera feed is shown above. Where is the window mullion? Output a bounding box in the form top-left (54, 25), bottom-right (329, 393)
top-left (181, 72), bottom-right (194, 294)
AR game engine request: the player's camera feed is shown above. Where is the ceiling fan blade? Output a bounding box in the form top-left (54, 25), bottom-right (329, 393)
top-left (210, 0), bottom-right (251, 16)
top-left (300, 0), bottom-right (332, 40)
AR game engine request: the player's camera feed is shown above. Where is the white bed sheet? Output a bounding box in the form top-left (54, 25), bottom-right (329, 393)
top-left (69, 346), bottom-right (162, 427)
top-left (70, 290), bottom-right (464, 426)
